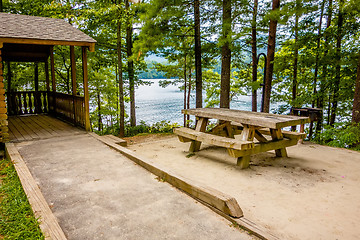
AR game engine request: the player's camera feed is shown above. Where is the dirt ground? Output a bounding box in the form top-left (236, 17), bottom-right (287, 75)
top-left (127, 134), bottom-right (360, 240)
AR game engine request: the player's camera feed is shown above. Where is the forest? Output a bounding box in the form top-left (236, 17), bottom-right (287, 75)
top-left (1, 0), bottom-right (360, 150)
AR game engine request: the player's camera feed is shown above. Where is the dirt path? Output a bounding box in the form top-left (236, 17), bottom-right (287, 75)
top-left (15, 133), bottom-right (254, 240)
top-left (128, 135), bottom-right (360, 240)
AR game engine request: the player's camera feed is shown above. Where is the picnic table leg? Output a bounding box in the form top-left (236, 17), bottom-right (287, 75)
top-left (189, 117), bottom-right (208, 152)
top-left (299, 123), bottom-right (305, 144)
top-left (234, 125), bottom-right (255, 168)
top-left (270, 129), bottom-right (288, 157)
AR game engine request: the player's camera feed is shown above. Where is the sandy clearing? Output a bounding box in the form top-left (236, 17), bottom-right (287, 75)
top-left (128, 135), bottom-right (360, 240)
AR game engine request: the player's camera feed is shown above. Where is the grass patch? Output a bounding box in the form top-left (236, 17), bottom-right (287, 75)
top-left (0, 155), bottom-right (44, 240)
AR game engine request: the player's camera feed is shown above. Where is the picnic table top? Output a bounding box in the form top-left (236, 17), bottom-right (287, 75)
top-left (182, 108), bottom-right (310, 129)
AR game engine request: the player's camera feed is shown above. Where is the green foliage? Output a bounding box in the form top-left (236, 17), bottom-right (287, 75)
top-left (0, 157), bottom-right (44, 239)
top-left (124, 120), bottom-right (180, 137)
top-left (317, 123), bottom-right (360, 150)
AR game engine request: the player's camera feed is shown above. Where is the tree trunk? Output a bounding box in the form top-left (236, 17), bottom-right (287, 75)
top-left (251, 0), bottom-right (258, 112)
top-left (117, 10), bottom-right (125, 137)
top-left (126, 0), bottom-right (136, 126)
top-left (329, 0), bottom-right (343, 126)
top-left (187, 68), bottom-right (192, 126)
top-left (194, 0), bottom-right (202, 108)
top-left (292, 0), bottom-right (299, 107)
top-left (183, 54), bottom-right (187, 127)
top-left (313, 0), bottom-right (325, 108)
top-left (352, 52), bottom-right (360, 123)
top-left (220, 0), bottom-right (231, 109)
top-left (263, 0), bottom-right (280, 113)
top-left (97, 90), bottom-right (102, 132)
top-left (310, 0), bottom-right (325, 138)
top-left (316, 0), bottom-right (333, 134)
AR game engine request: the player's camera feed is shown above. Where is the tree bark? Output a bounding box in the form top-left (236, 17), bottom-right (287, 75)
top-left (126, 0), bottom-right (136, 126)
top-left (194, 0), bottom-right (202, 108)
top-left (117, 11), bottom-right (125, 137)
top-left (251, 0), bottom-right (258, 112)
top-left (263, 0), bottom-right (280, 113)
top-left (97, 90), bottom-right (102, 132)
top-left (187, 68), bottom-right (192, 126)
top-left (316, 0), bottom-right (333, 134)
top-left (183, 54), bottom-right (187, 127)
top-left (292, 0), bottom-right (299, 106)
top-left (313, 0), bottom-right (325, 108)
top-left (352, 52), bottom-right (360, 123)
top-left (329, 0), bottom-right (343, 126)
top-left (220, 0), bottom-right (232, 109)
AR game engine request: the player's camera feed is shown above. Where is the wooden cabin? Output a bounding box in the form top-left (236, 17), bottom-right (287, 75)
top-left (0, 13), bottom-right (96, 143)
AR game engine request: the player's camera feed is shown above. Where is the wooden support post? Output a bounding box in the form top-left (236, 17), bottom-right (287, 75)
top-left (82, 47), bottom-right (90, 131)
top-left (45, 58), bottom-right (50, 92)
top-left (299, 123), bottom-right (305, 144)
top-left (34, 62), bottom-right (40, 113)
top-left (70, 46), bottom-right (77, 124)
top-left (6, 61), bottom-right (11, 115)
top-left (44, 58), bottom-right (50, 114)
top-left (270, 128), bottom-right (288, 157)
top-left (234, 125), bottom-right (255, 168)
top-left (0, 43), bottom-right (9, 143)
top-left (189, 117), bottom-right (208, 152)
top-left (50, 46), bottom-right (56, 114)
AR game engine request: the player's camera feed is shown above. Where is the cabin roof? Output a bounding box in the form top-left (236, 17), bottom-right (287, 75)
top-left (0, 12), bottom-right (96, 58)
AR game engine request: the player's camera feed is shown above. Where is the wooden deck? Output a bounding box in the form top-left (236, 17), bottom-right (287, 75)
top-left (8, 114), bottom-right (85, 142)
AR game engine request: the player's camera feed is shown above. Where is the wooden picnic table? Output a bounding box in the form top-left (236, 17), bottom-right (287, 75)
top-left (174, 108), bottom-right (310, 169)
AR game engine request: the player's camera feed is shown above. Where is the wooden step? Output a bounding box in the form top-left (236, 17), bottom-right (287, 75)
top-left (100, 134), bottom-right (127, 147)
top-left (174, 127), bottom-right (254, 150)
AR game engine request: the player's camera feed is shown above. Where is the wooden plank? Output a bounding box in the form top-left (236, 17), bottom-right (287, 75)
top-left (90, 132), bottom-right (243, 218)
top-left (5, 143), bottom-right (67, 240)
top-left (183, 108), bottom-right (310, 129)
top-left (208, 203), bottom-right (280, 240)
top-left (7, 119), bottom-right (25, 142)
top-left (100, 135), bottom-right (127, 147)
top-left (227, 138), bottom-right (298, 158)
top-left (174, 128), bottom-right (254, 150)
top-left (189, 117), bottom-right (208, 152)
top-left (8, 117), bottom-right (28, 141)
top-left (31, 115), bottom-right (61, 137)
top-left (0, 37), bottom-right (95, 52)
top-left (234, 125), bottom-right (255, 168)
top-left (270, 129), bottom-right (287, 157)
top-left (258, 129), bottom-right (306, 140)
top-left (254, 129), bottom-right (268, 142)
top-left (19, 116), bottom-right (53, 139)
top-left (9, 116), bottom-right (36, 141)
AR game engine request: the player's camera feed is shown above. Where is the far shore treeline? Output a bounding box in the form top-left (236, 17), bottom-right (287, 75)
top-left (1, 0), bottom-right (360, 150)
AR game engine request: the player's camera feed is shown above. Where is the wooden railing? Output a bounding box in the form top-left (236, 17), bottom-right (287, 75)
top-left (7, 91), bottom-right (48, 116)
top-left (48, 92), bottom-right (85, 128)
top-left (7, 91), bottom-right (86, 129)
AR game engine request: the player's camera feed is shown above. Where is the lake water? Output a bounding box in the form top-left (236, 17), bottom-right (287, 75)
top-left (133, 79), bottom-right (262, 125)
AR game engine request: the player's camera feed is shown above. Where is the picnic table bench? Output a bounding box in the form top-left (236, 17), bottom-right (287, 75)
top-left (174, 108), bottom-right (310, 169)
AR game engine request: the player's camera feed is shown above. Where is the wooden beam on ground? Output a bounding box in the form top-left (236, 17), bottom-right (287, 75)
top-left (90, 132), bottom-right (243, 218)
top-left (99, 134), bottom-right (127, 147)
top-left (82, 47), bottom-right (90, 131)
top-left (5, 143), bottom-right (67, 240)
